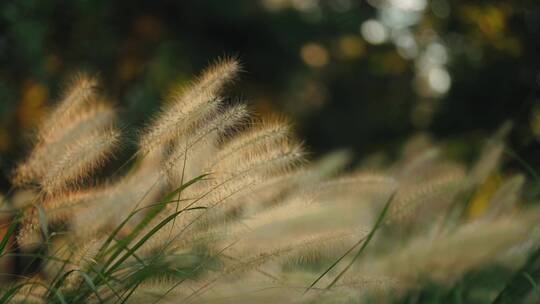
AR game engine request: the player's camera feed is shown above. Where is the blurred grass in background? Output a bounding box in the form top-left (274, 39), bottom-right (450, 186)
top-left (0, 0), bottom-right (539, 190)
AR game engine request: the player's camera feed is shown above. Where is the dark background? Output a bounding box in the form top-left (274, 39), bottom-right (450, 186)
top-left (1, 0), bottom-right (539, 190)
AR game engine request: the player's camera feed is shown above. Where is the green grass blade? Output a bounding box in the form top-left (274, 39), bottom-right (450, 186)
top-left (504, 148), bottom-right (540, 186)
top-left (493, 247), bottom-right (540, 303)
top-left (104, 206), bottom-right (207, 277)
top-left (304, 192), bottom-right (395, 294)
top-left (303, 236), bottom-right (364, 294)
top-left (37, 205), bottom-right (49, 241)
top-left (87, 264), bottom-right (123, 301)
top-left (1, 281), bottom-right (67, 304)
top-left (0, 215), bottom-right (18, 256)
top-left (0, 284), bottom-right (22, 304)
top-left (96, 174), bottom-right (209, 263)
top-left (523, 272), bottom-right (540, 300)
top-left (46, 249), bottom-right (75, 300)
top-left (118, 281), bottom-right (142, 304)
top-left (325, 192), bottom-right (394, 289)
top-left (61, 270), bottom-right (104, 303)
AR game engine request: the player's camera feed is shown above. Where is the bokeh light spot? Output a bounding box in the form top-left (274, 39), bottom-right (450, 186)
top-left (360, 19), bottom-right (388, 45)
top-left (428, 67), bottom-right (451, 94)
top-left (300, 43), bottom-right (329, 68)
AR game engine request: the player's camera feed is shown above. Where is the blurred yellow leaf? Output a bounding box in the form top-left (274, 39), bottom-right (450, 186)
top-left (467, 173), bottom-right (502, 219)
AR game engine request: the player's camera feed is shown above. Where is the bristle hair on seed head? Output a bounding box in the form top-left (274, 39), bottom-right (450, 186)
top-left (211, 116), bottom-right (291, 168)
top-left (40, 73), bottom-right (100, 140)
top-left (139, 59), bottom-right (240, 154)
top-left (162, 104), bottom-right (249, 177)
top-left (12, 101), bottom-right (116, 187)
top-left (215, 138), bottom-right (305, 179)
top-left (41, 129), bottom-right (120, 194)
top-left (44, 100), bottom-right (116, 144)
top-left (11, 74), bottom-right (105, 187)
top-left (199, 56), bottom-right (241, 87)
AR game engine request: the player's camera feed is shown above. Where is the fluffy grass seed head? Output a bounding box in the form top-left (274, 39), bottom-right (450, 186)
top-left (13, 101), bottom-right (116, 187)
top-left (139, 58), bottom-right (240, 154)
top-left (41, 129), bottom-right (120, 194)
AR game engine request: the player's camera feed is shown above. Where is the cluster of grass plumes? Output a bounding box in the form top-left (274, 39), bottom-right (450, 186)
top-left (1, 59), bottom-right (540, 303)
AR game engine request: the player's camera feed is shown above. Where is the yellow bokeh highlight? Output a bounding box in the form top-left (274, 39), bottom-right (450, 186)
top-left (17, 81), bottom-right (48, 130)
top-left (300, 43), bottom-right (329, 68)
top-left (460, 4), bottom-right (521, 56)
top-left (531, 108), bottom-right (540, 140)
top-left (337, 35), bottom-right (365, 60)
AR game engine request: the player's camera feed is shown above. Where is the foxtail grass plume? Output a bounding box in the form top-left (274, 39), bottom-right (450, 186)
top-left (2, 59), bottom-right (539, 304)
top-left (139, 58), bottom-right (240, 154)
